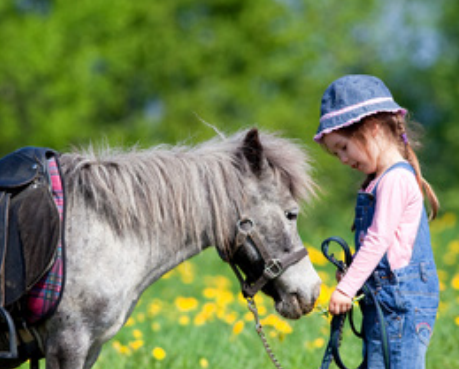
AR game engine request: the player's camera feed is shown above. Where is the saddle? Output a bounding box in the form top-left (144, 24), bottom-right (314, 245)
top-left (0, 147), bottom-right (62, 367)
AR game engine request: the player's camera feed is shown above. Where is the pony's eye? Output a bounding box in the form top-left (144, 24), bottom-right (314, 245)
top-left (285, 209), bottom-right (298, 221)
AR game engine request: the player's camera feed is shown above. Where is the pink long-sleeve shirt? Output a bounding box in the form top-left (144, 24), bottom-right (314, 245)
top-left (337, 165), bottom-right (423, 298)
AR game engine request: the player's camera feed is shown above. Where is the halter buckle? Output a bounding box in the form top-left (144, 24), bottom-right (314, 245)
top-left (263, 259), bottom-right (283, 279)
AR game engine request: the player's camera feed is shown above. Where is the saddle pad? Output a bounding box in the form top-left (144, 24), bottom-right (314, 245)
top-left (5, 173), bottom-right (60, 305)
top-left (25, 158), bottom-right (65, 324)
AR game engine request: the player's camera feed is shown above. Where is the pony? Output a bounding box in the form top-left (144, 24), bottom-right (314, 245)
top-left (32, 128), bottom-right (321, 368)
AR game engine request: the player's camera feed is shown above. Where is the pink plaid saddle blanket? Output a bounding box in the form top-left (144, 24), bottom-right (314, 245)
top-left (25, 157), bottom-right (65, 324)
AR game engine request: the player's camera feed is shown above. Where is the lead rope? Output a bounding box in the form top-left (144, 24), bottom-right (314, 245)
top-left (246, 297), bottom-right (284, 369)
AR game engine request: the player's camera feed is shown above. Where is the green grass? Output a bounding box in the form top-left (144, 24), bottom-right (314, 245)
top-left (22, 212), bottom-right (459, 368)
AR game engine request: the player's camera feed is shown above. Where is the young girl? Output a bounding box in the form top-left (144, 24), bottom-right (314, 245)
top-left (314, 74), bottom-right (440, 369)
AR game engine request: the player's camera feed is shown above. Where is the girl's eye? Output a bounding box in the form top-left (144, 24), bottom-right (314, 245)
top-left (285, 209), bottom-right (299, 221)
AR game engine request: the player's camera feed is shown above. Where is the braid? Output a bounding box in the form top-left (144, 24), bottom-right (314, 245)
top-left (394, 114), bottom-right (439, 220)
top-left (329, 112), bottom-right (439, 220)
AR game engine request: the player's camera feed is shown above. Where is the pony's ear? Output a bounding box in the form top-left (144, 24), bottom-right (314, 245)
top-left (242, 128), bottom-right (266, 176)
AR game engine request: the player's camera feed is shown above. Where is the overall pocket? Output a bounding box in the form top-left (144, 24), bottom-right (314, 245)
top-left (414, 307), bottom-right (437, 347)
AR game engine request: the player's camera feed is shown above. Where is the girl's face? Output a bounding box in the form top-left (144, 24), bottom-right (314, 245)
top-left (322, 131), bottom-right (379, 175)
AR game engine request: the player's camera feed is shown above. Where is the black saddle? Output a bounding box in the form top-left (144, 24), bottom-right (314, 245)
top-left (0, 147), bottom-right (60, 364)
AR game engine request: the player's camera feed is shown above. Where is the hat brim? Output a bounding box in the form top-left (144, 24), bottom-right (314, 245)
top-left (314, 107), bottom-right (407, 142)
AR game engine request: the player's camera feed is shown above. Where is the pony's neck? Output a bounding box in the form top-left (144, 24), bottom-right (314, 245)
top-left (140, 192), bottom-right (240, 289)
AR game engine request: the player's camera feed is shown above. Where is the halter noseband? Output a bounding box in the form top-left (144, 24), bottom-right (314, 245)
top-left (227, 217), bottom-right (308, 298)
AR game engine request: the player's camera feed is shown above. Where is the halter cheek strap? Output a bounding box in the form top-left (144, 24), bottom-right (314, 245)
top-left (229, 217), bottom-right (308, 298)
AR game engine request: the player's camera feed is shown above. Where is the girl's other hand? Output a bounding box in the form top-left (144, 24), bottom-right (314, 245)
top-left (328, 289), bottom-right (353, 315)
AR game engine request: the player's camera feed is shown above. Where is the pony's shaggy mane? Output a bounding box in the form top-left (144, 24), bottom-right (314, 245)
top-left (59, 130), bottom-right (315, 250)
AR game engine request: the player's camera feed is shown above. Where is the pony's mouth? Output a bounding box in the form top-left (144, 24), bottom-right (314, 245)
top-left (272, 277), bottom-right (321, 320)
top-left (274, 292), bottom-right (318, 319)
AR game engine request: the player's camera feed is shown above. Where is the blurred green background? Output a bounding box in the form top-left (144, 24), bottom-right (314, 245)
top-left (1, 0), bottom-right (458, 227)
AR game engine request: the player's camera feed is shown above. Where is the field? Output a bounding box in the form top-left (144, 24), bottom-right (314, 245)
top-left (23, 212), bottom-right (459, 369)
top-left (93, 212), bottom-right (458, 369)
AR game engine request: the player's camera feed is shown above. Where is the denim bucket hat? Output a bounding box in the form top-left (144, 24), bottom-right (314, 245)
top-left (314, 75), bottom-right (406, 142)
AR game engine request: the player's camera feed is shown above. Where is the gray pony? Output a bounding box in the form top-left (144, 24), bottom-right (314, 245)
top-left (36, 128), bottom-right (321, 368)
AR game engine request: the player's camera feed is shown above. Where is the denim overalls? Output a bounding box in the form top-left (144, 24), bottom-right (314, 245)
top-left (354, 162), bottom-right (439, 369)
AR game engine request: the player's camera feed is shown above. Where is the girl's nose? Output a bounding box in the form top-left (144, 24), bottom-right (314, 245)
top-left (339, 154), bottom-right (348, 164)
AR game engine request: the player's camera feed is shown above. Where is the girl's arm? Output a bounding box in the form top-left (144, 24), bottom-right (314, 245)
top-left (336, 169), bottom-right (422, 299)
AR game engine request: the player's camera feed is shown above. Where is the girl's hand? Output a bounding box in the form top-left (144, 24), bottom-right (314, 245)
top-left (328, 289), bottom-right (353, 315)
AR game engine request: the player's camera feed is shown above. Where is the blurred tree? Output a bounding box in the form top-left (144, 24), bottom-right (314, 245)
top-left (0, 0), bottom-right (457, 231)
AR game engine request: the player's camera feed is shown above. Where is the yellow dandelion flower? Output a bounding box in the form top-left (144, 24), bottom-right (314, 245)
top-left (200, 358), bottom-right (209, 368)
top-left (313, 338), bottom-right (325, 348)
top-left (260, 314), bottom-right (278, 326)
top-left (205, 275), bottom-right (232, 289)
top-left (148, 300), bottom-right (162, 317)
top-left (437, 269), bottom-right (447, 282)
top-left (129, 340), bottom-right (144, 351)
top-left (317, 284), bottom-right (332, 306)
top-left (451, 274), bottom-right (459, 290)
top-left (439, 281), bottom-right (446, 291)
top-left (224, 312), bottom-right (238, 325)
top-left (215, 290), bottom-right (234, 307)
top-left (202, 302), bottom-right (217, 316)
top-left (254, 293), bottom-right (265, 305)
top-left (178, 262), bottom-right (195, 284)
top-left (237, 293), bottom-right (247, 306)
top-left (152, 347), bottom-right (166, 361)
top-left (136, 312), bottom-right (146, 323)
top-left (125, 317), bottom-right (135, 327)
top-left (244, 312), bottom-right (254, 322)
top-left (119, 345), bottom-right (131, 356)
top-left (112, 340), bottom-right (122, 352)
top-left (215, 275), bottom-right (232, 288)
top-left (203, 288), bottom-right (218, 299)
top-left (179, 315), bottom-right (190, 326)
top-left (260, 314), bottom-right (292, 334)
top-left (151, 322), bottom-right (161, 331)
top-left (318, 271), bottom-right (330, 283)
top-left (216, 308), bottom-right (227, 320)
top-left (276, 320), bottom-right (293, 334)
top-left (232, 320), bottom-right (245, 335)
top-left (162, 270), bottom-right (175, 279)
top-left (455, 316), bottom-right (459, 326)
top-left (448, 240), bottom-right (459, 254)
top-left (307, 246), bottom-right (327, 266)
top-left (194, 312), bottom-right (207, 326)
top-left (132, 329), bottom-right (143, 339)
top-left (257, 305), bottom-right (267, 316)
top-left (175, 297), bottom-right (199, 312)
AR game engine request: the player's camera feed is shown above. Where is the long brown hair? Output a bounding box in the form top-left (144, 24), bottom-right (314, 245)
top-left (337, 112), bottom-right (439, 220)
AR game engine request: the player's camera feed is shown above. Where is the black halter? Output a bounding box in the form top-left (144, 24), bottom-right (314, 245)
top-left (226, 217), bottom-right (308, 298)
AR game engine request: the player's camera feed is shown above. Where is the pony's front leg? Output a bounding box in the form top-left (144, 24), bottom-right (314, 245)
top-left (44, 327), bottom-right (96, 369)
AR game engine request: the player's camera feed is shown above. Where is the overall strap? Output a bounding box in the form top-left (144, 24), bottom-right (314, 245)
top-left (370, 161), bottom-right (414, 195)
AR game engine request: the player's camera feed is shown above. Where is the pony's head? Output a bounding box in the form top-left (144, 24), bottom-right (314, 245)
top-left (223, 129), bottom-right (321, 319)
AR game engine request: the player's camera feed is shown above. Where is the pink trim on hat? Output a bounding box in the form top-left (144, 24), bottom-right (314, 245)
top-left (314, 107), bottom-right (407, 142)
top-left (320, 97), bottom-right (395, 123)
